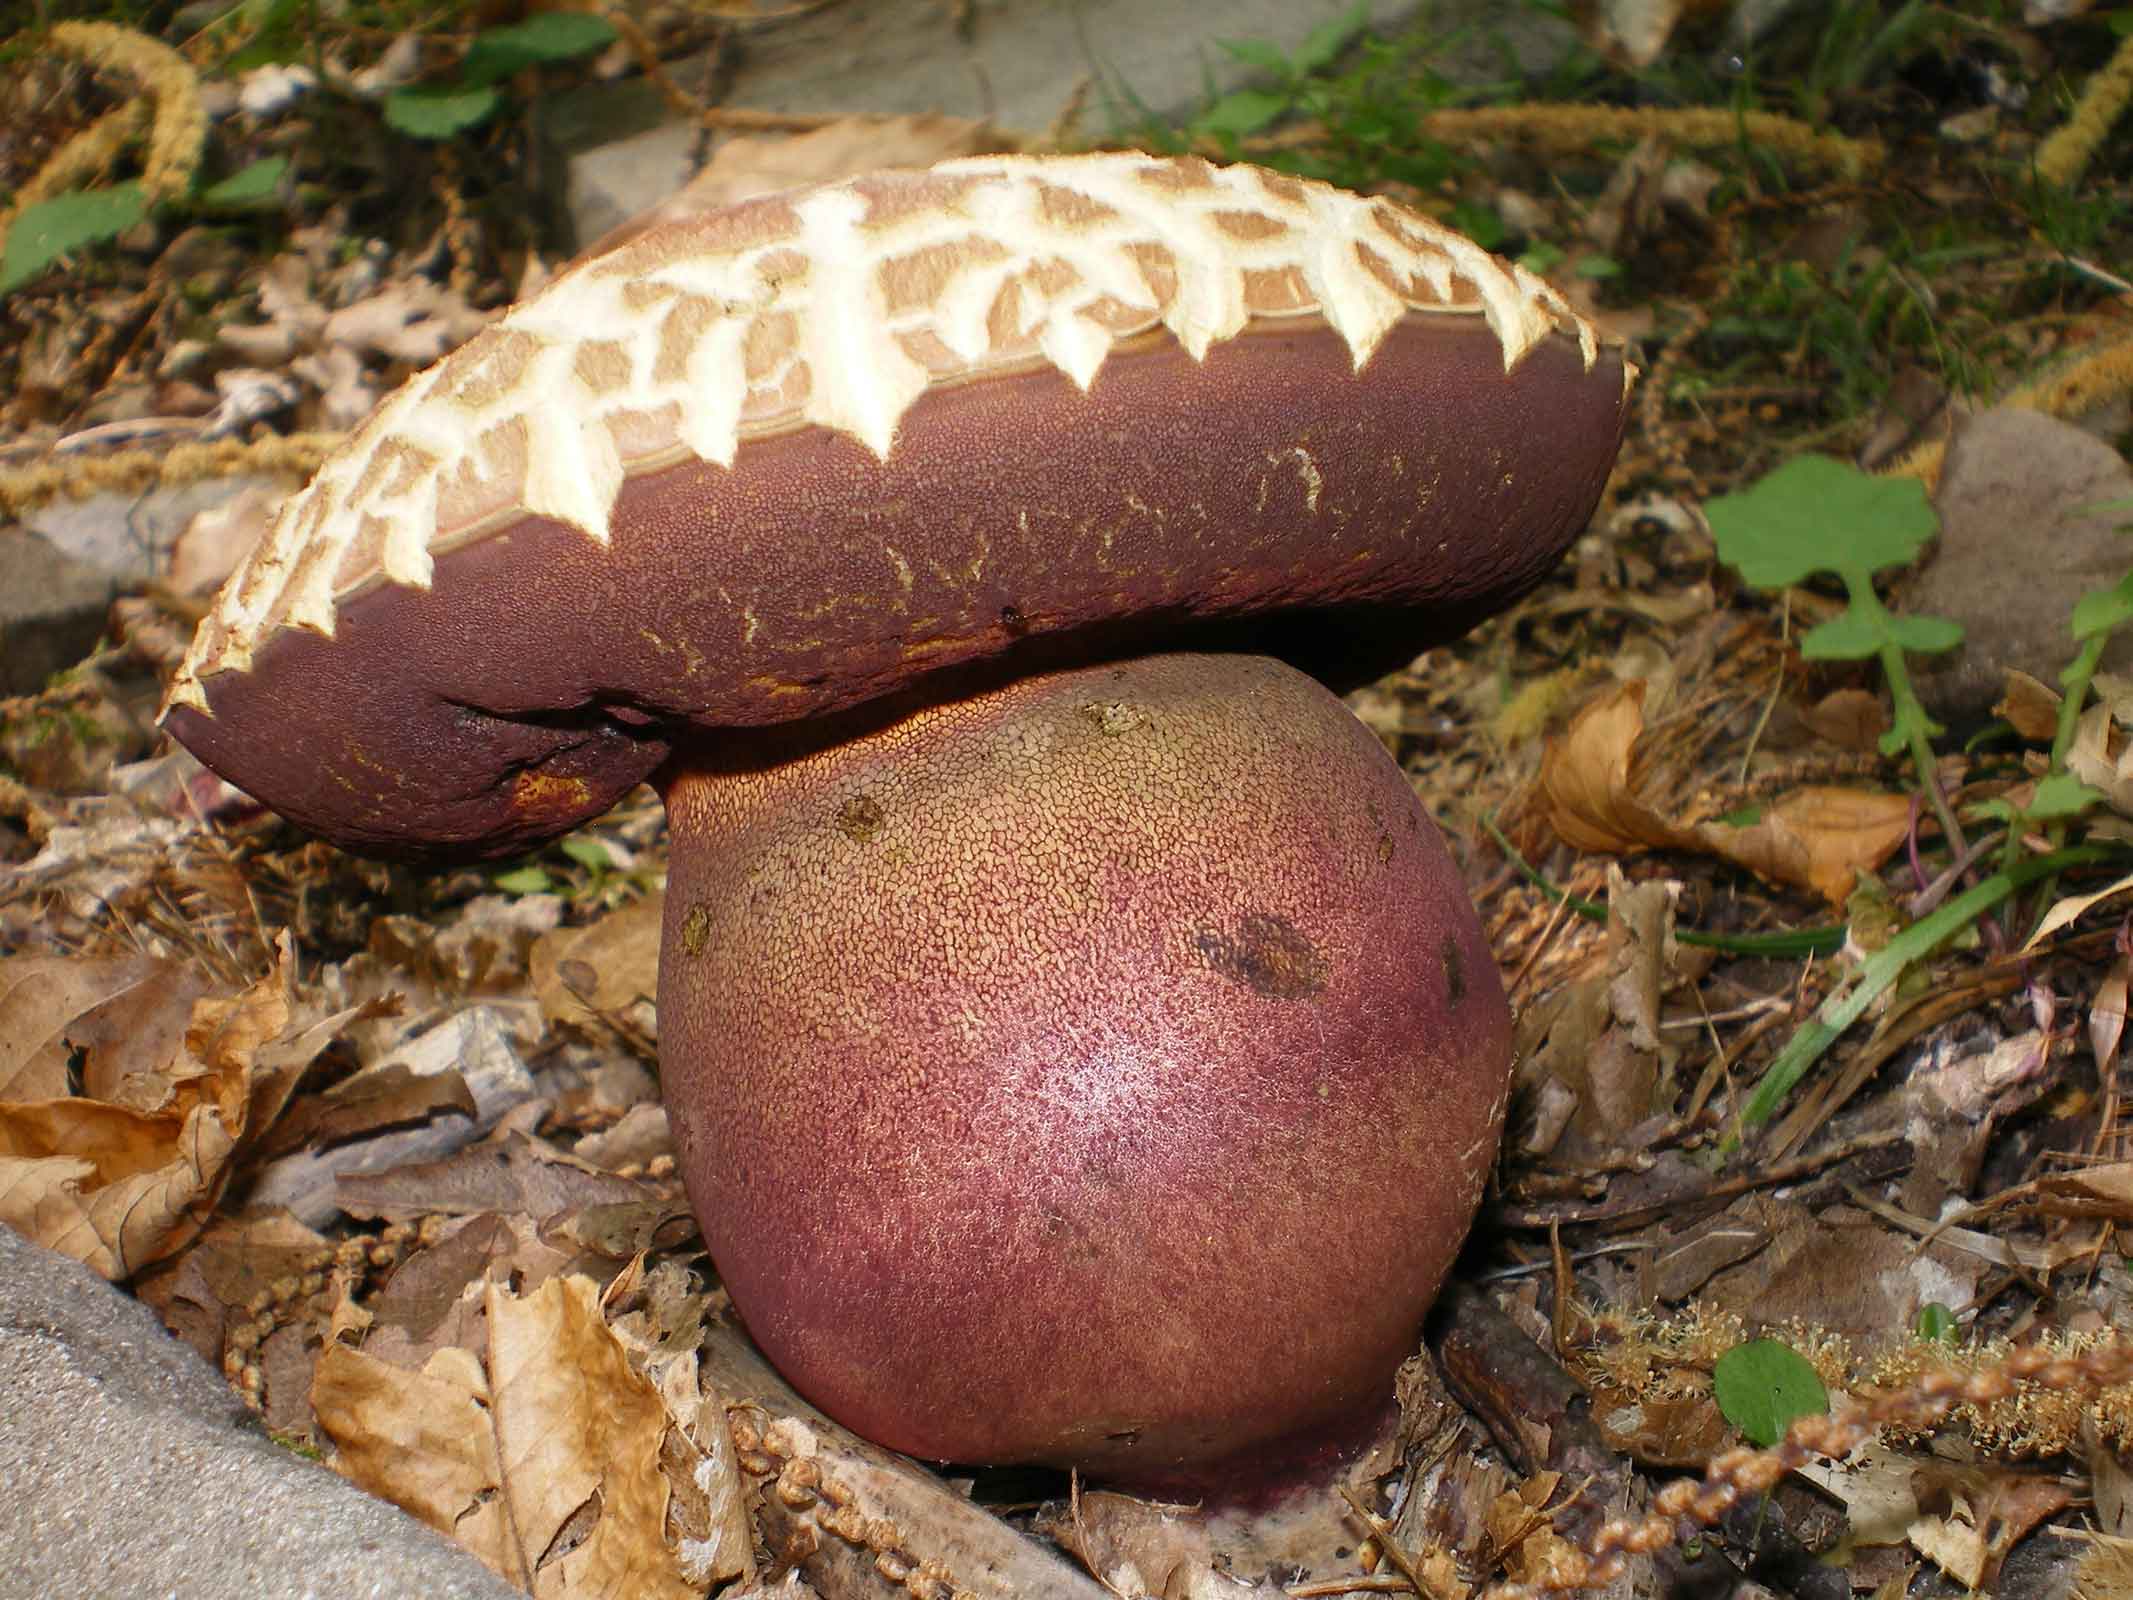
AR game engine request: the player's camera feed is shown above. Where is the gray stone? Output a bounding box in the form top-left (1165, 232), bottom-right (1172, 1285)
top-left (3, 473), bottom-right (282, 695)
top-left (547, 0), bottom-right (1578, 249)
top-left (1906, 407), bottom-right (2133, 723)
top-left (0, 1222), bottom-right (523, 1600)
top-left (0, 532), bottom-right (114, 696)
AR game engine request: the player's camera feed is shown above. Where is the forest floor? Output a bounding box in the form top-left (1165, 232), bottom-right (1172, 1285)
top-left (5, 3), bottom-right (2133, 1597)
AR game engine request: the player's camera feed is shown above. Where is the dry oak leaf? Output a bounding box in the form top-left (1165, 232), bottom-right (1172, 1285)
top-left (1539, 679), bottom-right (1913, 905)
top-left (0, 934), bottom-right (339, 1278)
top-left (0, 953), bottom-right (199, 1101)
top-left (314, 1272), bottom-right (694, 1599)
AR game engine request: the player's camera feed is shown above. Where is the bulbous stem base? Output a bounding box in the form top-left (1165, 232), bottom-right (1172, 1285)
top-left (655, 651), bottom-right (1511, 1497)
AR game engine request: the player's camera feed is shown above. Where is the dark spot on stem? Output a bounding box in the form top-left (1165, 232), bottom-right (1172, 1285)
top-left (1442, 935), bottom-right (1465, 1006)
top-left (681, 903), bottom-right (712, 957)
top-left (836, 793), bottom-right (885, 842)
top-left (1077, 700), bottom-right (1147, 737)
top-left (1192, 913), bottom-right (1328, 1000)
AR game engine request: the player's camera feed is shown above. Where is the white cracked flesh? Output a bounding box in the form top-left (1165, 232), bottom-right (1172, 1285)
top-left (166, 151), bottom-right (1621, 717)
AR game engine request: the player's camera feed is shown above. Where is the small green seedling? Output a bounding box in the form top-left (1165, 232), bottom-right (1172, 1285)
top-left (1707, 454), bottom-right (1955, 758)
top-left (1707, 455), bottom-right (1963, 851)
top-left (384, 12), bottom-right (617, 141)
top-left (1714, 1337), bottom-right (1829, 1449)
top-left (2061, 507), bottom-right (2133, 772)
top-left (1189, 2), bottom-right (1375, 143)
top-left (1107, 2), bottom-right (1475, 215)
top-left (493, 833), bottom-right (633, 905)
top-left (0, 156), bottom-right (287, 295)
top-left (1914, 1302), bottom-right (1960, 1344)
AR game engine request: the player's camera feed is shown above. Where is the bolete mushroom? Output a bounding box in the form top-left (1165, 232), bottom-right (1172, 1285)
top-left (162, 153), bottom-right (1630, 1497)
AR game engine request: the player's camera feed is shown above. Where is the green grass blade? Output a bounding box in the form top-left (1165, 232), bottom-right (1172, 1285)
top-left (1739, 844), bottom-right (2112, 1128)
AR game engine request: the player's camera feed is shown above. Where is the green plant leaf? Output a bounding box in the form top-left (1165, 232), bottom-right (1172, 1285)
top-left (559, 836), bottom-right (613, 873)
top-left (0, 184), bottom-right (150, 294)
top-left (1713, 1338), bottom-right (1828, 1449)
top-left (2031, 772), bottom-right (2105, 820)
top-left (2073, 571), bottom-right (2133, 643)
top-left (1798, 610), bottom-right (1885, 661)
top-left (462, 12), bottom-right (619, 87)
top-left (493, 865), bottom-right (554, 896)
top-left (1885, 613), bottom-right (1964, 655)
top-left (1737, 844), bottom-right (2110, 1128)
top-left (199, 156), bottom-right (288, 210)
top-left (1797, 592), bottom-right (1960, 665)
top-left (385, 83), bottom-right (502, 139)
top-left (1915, 1302), bottom-right (1958, 1343)
top-left (1447, 201), bottom-right (1503, 251)
top-left (1214, 37), bottom-right (1293, 74)
top-left (1290, 0), bottom-right (1371, 75)
top-left (1196, 88), bottom-right (1289, 138)
top-left (1706, 454), bottom-right (1939, 589)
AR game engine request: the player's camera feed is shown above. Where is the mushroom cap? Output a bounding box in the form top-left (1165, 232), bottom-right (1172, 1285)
top-left (161, 152), bottom-right (1630, 859)
top-left (657, 651), bottom-right (1512, 1489)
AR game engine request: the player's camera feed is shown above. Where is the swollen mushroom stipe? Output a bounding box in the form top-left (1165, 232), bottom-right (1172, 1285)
top-left (161, 152), bottom-right (1632, 1497)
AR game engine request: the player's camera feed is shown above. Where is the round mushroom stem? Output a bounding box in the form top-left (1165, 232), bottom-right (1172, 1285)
top-left (653, 650), bottom-right (1512, 1498)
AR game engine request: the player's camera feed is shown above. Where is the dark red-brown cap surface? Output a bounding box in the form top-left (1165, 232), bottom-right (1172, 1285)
top-left (161, 152), bottom-right (1630, 859)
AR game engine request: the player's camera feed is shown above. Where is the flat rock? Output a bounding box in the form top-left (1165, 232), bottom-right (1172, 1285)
top-left (0, 1222), bottom-right (522, 1600)
top-left (548, 0), bottom-right (1577, 249)
top-left (0, 531), bottom-right (114, 697)
top-left (1906, 407), bottom-right (2133, 723)
top-left (4, 473), bottom-right (283, 696)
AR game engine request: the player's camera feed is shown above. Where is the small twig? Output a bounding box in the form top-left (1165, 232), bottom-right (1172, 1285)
top-left (1338, 1486), bottom-right (1441, 1600)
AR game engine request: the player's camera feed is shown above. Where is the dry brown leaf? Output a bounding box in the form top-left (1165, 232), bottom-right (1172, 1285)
top-left (1538, 680), bottom-right (1676, 854)
top-left (0, 953), bottom-right (199, 1100)
top-left (316, 1272), bottom-right (695, 1597)
top-left (1539, 680), bottom-right (1912, 905)
top-left (2094, 1426), bottom-right (2133, 1539)
top-left (486, 1274), bottom-right (690, 1597)
top-left (1800, 687), bottom-right (1890, 752)
top-left (573, 1102), bottom-right (673, 1173)
top-left (1589, 1385), bottom-right (1731, 1468)
top-left (0, 935), bottom-right (347, 1278)
top-left (360, 1211), bottom-right (580, 1372)
top-left (2068, 678), bottom-right (2133, 818)
top-left (2028, 865), bottom-right (2133, 950)
top-left (1994, 670), bottom-right (2063, 743)
top-left (1793, 1437), bottom-right (1923, 1547)
top-left (336, 1128), bottom-right (659, 1224)
top-left (1908, 1471), bottom-right (2072, 1591)
top-left (1486, 1473), bottom-right (1586, 1590)
top-left (530, 892), bottom-right (663, 1037)
top-left (314, 1342), bottom-right (520, 1579)
top-left (132, 1208), bottom-right (334, 1368)
top-left (254, 1060), bottom-right (479, 1163)
top-left (1703, 785), bottom-right (1916, 907)
top-left (2030, 1162), bottom-right (2133, 1219)
top-left (2095, 954), bottom-right (2130, 1082)
top-left (2074, 1531), bottom-right (2133, 1600)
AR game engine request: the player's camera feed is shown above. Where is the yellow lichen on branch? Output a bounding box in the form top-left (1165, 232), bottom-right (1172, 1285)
top-left (47, 20), bottom-right (206, 201)
top-left (1416, 104), bottom-right (1884, 180)
top-left (2036, 29), bottom-right (2133, 190)
top-left (1883, 336), bottom-right (2133, 489)
top-left (0, 433), bottom-right (343, 521)
top-left (5, 102), bottom-right (152, 221)
top-left (0, 22), bottom-right (207, 267)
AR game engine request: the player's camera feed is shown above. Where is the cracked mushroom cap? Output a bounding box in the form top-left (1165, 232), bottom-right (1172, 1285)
top-left (161, 151), bottom-right (1630, 858)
